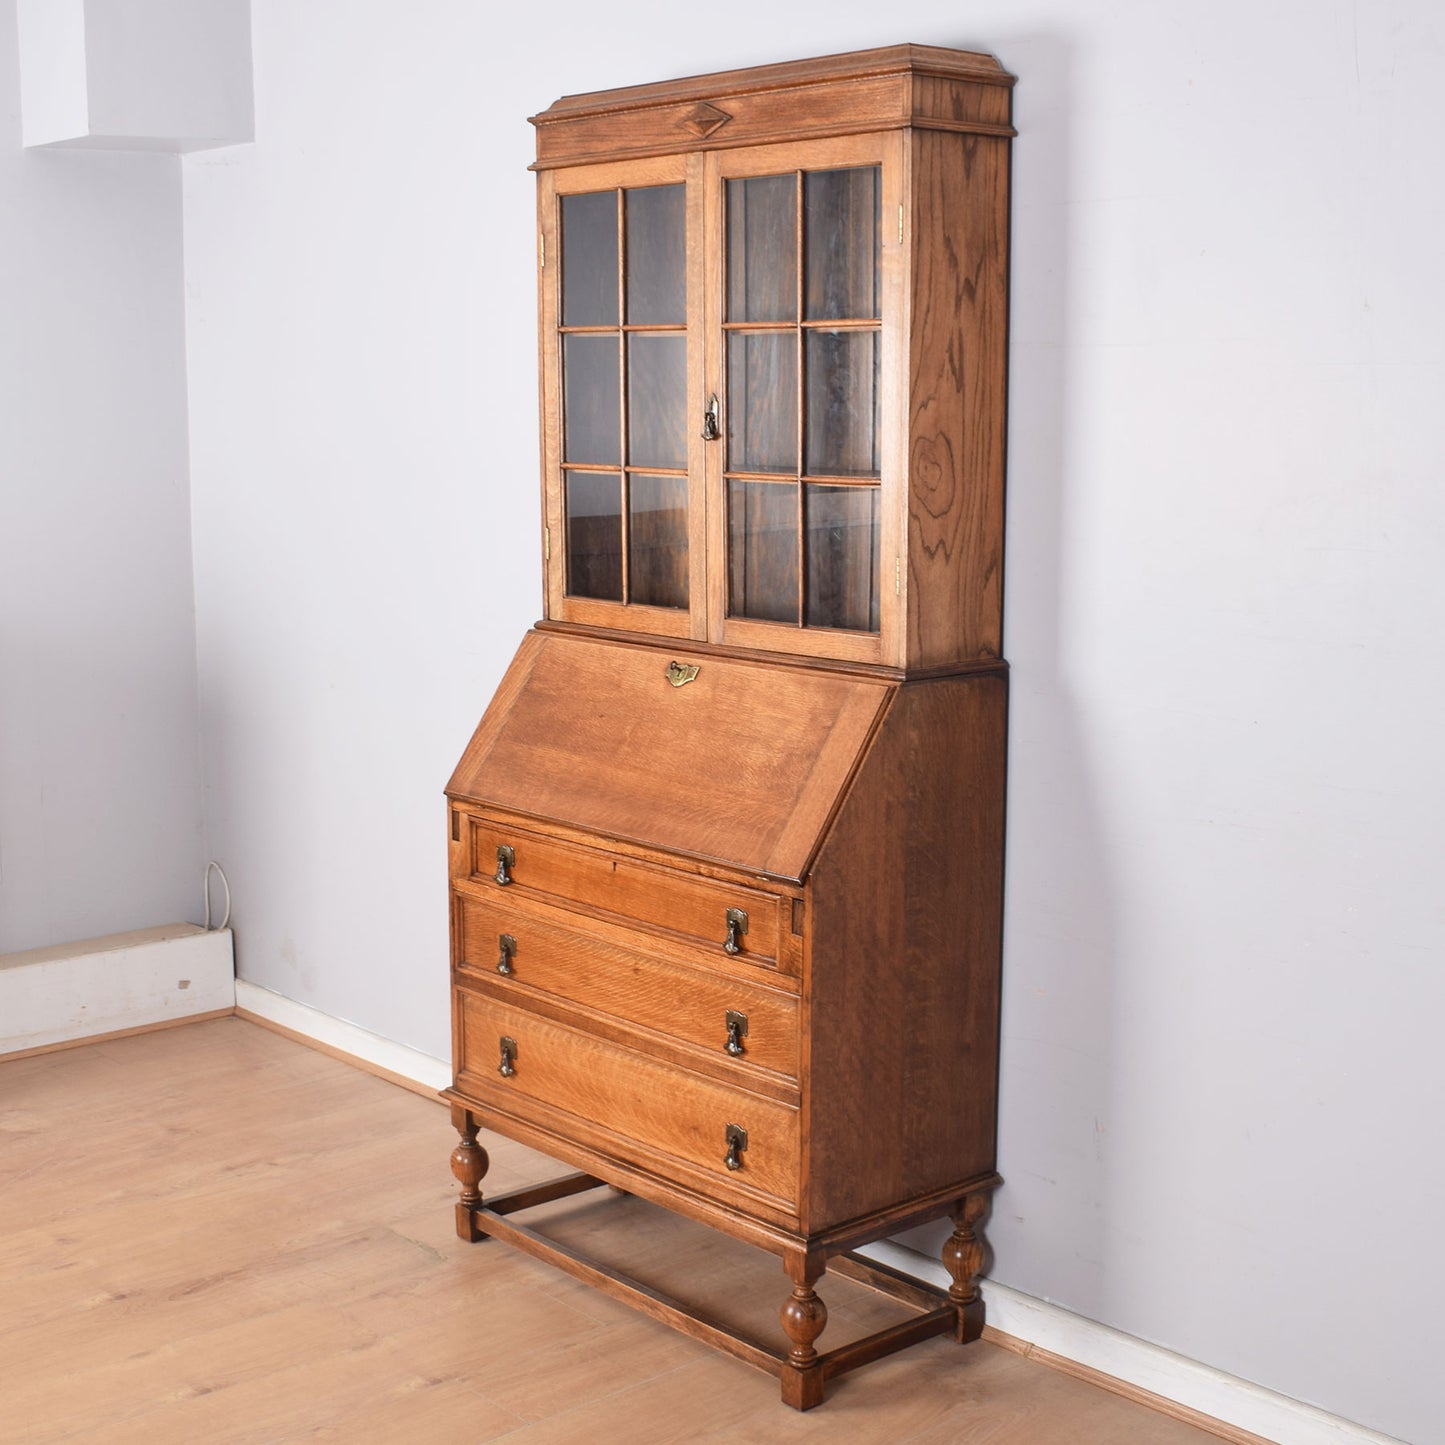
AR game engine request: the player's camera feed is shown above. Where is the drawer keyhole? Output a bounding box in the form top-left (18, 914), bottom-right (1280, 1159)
top-left (724, 1123), bottom-right (748, 1171)
top-left (497, 934), bottom-right (517, 976)
top-left (722, 907), bottom-right (748, 956)
top-left (724, 1009), bottom-right (748, 1057)
top-left (498, 1036), bottom-right (517, 1078)
top-left (495, 845), bottom-right (515, 887)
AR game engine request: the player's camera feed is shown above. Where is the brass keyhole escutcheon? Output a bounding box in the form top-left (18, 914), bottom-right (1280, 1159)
top-left (665, 660), bottom-right (699, 688)
top-left (498, 1036), bottom-right (517, 1078)
top-left (724, 1123), bottom-right (748, 1171)
top-left (497, 934), bottom-right (516, 976)
top-left (495, 845), bottom-right (515, 887)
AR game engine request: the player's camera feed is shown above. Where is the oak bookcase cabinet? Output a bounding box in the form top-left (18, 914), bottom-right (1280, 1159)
top-left (445, 44), bottom-right (1013, 1409)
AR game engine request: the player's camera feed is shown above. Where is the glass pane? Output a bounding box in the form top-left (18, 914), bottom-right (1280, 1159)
top-left (726, 175), bottom-right (797, 323)
top-left (561, 191), bottom-right (619, 328)
top-left (727, 332), bottom-right (796, 474)
top-left (625, 185), bottom-right (685, 325)
top-left (728, 480), bottom-right (798, 624)
top-left (627, 334), bottom-right (687, 470)
top-left (805, 485), bottom-right (880, 632)
top-left (565, 471), bottom-right (622, 601)
top-left (563, 334), bottom-right (620, 465)
top-left (804, 167), bottom-right (881, 321)
top-left (629, 473), bottom-right (688, 609)
top-left (805, 330), bottom-right (879, 478)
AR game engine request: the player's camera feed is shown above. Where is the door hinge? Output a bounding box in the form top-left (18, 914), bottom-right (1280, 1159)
top-left (539, 230), bottom-right (545, 267)
top-left (898, 204), bottom-right (904, 245)
top-left (544, 525), bottom-right (551, 561)
top-left (895, 556), bottom-right (902, 595)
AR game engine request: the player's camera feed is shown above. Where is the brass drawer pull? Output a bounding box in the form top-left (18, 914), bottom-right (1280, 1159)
top-left (496, 934), bottom-right (517, 976)
top-left (724, 1123), bottom-right (748, 1171)
top-left (724, 1009), bottom-right (748, 1057)
top-left (722, 908), bottom-right (748, 956)
top-left (495, 845), bottom-right (514, 887)
top-left (498, 1036), bottom-right (517, 1078)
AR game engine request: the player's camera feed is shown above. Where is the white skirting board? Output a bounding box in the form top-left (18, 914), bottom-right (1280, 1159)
top-left (226, 981), bottom-right (1399, 1445)
top-left (0, 924), bottom-right (235, 1056)
top-left (233, 979), bottom-right (451, 1092)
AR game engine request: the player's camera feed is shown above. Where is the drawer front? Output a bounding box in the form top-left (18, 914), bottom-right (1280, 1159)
top-left (455, 892), bottom-right (800, 1079)
top-left (457, 992), bottom-right (798, 1209)
top-left (463, 815), bottom-right (784, 965)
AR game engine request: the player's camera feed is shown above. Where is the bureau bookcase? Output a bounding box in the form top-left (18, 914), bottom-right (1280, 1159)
top-left (445, 44), bottom-right (1013, 1408)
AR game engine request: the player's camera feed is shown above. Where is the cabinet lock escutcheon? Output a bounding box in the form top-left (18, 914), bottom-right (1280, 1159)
top-left (701, 393), bottom-right (721, 441)
top-left (722, 907), bottom-right (748, 956)
top-left (724, 1009), bottom-right (748, 1057)
top-left (496, 934), bottom-right (517, 976)
top-left (724, 1123), bottom-right (748, 1171)
top-left (498, 1036), bottom-right (518, 1078)
top-left (495, 845), bottom-right (514, 887)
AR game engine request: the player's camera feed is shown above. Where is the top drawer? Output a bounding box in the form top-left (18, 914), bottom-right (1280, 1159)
top-left (457, 812), bottom-right (785, 967)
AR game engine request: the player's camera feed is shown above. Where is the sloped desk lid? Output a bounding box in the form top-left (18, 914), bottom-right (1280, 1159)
top-left (447, 632), bottom-right (892, 882)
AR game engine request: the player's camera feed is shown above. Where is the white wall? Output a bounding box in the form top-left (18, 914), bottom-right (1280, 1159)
top-left (181, 4), bottom-right (1445, 1442)
top-left (0, 4), bottom-right (201, 952)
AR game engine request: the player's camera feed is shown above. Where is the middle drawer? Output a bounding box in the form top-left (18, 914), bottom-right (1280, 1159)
top-left (455, 889), bottom-right (800, 1082)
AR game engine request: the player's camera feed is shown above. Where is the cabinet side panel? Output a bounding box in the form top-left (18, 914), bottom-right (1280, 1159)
top-left (804, 671), bottom-right (1006, 1232)
top-left (906, 131), bottom-right (1010, 669)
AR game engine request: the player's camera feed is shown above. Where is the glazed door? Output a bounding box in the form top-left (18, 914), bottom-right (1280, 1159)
top-left (539, 156), bottom-right (707, 638)
top-left (705, 134), bottom-right (906, 668)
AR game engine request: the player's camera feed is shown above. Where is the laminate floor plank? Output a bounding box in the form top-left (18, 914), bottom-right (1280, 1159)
top-left (0, 1018), bottom-right (1237, 1444)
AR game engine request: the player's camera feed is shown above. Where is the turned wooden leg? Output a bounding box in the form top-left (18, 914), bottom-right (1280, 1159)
top-left (942, 1191), bottom-right (990, 1343)
top-left (449, 1103), bottom-right (490, 1242)
top-left (779, 1253), bottom-right (828, 1410)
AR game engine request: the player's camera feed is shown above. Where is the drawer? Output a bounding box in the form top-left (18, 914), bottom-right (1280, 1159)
top-left (456, 992), bottom-right (798, 1210)
top-left (455, 891), bottom-right (800, 1079)
top-left (461, 814), bottom-right (785, 966)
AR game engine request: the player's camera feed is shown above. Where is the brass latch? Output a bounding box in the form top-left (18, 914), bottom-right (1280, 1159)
top-left (722, 908), bottom-right (748, 956)
top-left (495, 845), bottom-right (514, 886)
top-left (724, 1009), bottom-right (748, 1057)
top-left (724, 1123), bottom-right (748, 1171)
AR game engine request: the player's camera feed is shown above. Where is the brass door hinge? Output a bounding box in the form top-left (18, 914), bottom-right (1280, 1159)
top-left (539, 230), bottom-right (546, 267)
top-left (544, 525), bottom-right (551, 561)
top-left (898, 204), bottom-right (904, 244)
top-left (895, 556), bottom-right (902, 595)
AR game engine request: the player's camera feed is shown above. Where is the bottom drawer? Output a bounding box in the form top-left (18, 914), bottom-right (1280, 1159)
top-left (456, 992), bottom-right (798, 1211)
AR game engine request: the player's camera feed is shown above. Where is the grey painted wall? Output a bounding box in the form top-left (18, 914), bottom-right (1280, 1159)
top-left (0, 4), bottom-right (202, 952)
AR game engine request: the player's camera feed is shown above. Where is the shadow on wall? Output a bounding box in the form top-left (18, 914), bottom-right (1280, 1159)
top-left (892, 30), bottom-right (1121, 1321)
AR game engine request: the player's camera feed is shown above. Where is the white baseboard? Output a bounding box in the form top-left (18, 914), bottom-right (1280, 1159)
top-left (223, 985), bottom-right (1401, 1445)
top-left (0, 924), bottom-right (235, 1056)
top-left (860, 1239), bottom-right (1406, 1445)
top-left (233, 978), bottom-right (450, 1093)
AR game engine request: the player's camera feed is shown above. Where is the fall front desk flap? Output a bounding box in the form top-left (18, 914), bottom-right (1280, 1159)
top-left (447, 632), bottom-right (893, 883)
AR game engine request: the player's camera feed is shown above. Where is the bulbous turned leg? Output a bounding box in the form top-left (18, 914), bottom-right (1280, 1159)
top-left (943, 1191), bottom-right (990, 1343)
top-left (779, 1255), bottom-right (828, 1410)
top-left (449, 1104), bottom-right (490, 1242)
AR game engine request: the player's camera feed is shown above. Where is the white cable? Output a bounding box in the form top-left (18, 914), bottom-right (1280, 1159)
top-left (204, 860), bottom-right (232, 931)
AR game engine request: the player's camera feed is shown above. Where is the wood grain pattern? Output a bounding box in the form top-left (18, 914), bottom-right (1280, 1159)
top-left (455, 888), bottom-right (801, 1079)
top-left (803, 670), bottom-right (1008, 1230)
top-left (905, 129), bottom-right (1011, 668)
top-left (456, 992), bottom-right (800, 1211)
top-left (447, 630), bottom-right (889, 881)
top-left (531, 46), bottom-right (1015, 171)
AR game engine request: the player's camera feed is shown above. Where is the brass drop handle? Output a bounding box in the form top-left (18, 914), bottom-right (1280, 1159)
top-left (722, 907), bottom-right (748, 956)
top-left (495, 845), bottom-right (514, 887)
top-left (724, 1123), bottom-right (748, 1171)
top-left (498, 1036), bottom-right (517, 1078)
top-left (701, 393), bottom-right (720, 441)
top-left (724, 1009), bottom-right (748, 1057)
top-left (497, 934), bottom-right (516, 976)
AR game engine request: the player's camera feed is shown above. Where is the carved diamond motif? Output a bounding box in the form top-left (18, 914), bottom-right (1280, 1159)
top-left (680, 102), bottom-right (732, 138)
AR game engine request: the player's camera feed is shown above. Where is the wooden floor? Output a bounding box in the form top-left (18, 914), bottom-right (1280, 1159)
top-left (1, 1018), bottom-right (1236, 1444)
